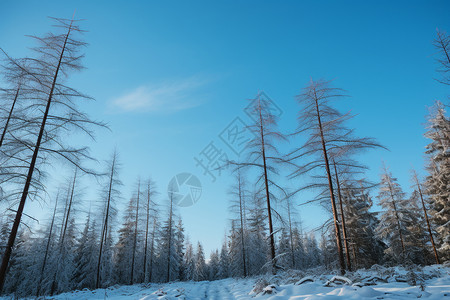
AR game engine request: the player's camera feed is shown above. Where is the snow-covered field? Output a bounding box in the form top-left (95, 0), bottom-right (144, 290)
top-left (3, 265), bottom-right (450, 299)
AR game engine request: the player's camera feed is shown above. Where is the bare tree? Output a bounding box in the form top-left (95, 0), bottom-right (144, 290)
top-left (434, 29), bottom-right (450, 86)
top-left (0, 17), bottom-right (105, 292)
top-left (411, 169), bottom-right (440, 264)
top-left (229, 92), bottom-right (286, 274)
top-left (289, 79), bottom-right (382, 274)
top-left (143, 179), bottom-right (158, 283)
top-left (96, 150), bottom-right (121, 288)
top-left (228, 170), bottom-right (248, 277)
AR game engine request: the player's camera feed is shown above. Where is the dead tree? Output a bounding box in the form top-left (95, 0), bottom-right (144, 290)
top-left (332, 159), bottom-right (351, 271)
top-left (433, 29), bottom-right (450, 86)
top-left (143, 179), bottom-right (157, 282)
top-left (130, 179), bottom-right (141, 284)
top-left (0, 17), bottom-right (105, 292)
top-left (229, 92), bottom-right (286, 274)
top-left (228, 170), bottom-right (248, 277)
top-left (96, 151), bottom-right (121, 288)
top-left (412, 170), bottom-right (440, 264)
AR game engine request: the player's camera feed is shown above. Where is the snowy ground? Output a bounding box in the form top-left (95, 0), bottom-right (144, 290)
top-left (3, 265), bottom-right (450, 299)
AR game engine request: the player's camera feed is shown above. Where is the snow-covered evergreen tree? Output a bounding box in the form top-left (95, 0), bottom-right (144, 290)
top-left (72, 214), bottom-right (98, 290)
top-left (194, 242), bottom-right (206, 281)
top-left (424, 101), bottom-right (450, 261)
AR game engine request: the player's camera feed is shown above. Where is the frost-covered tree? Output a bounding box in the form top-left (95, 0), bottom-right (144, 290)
top-left (115, 192), bottom-right (139, 284)
top-left (0, 17), bottom-right (105, 290)
top-left (183, 238), bottom-right (195, 281)
top-left (208, 250), bottom-right (220, 281)
top-left (194, 242), bottom-right (206, 281)
top-left (96, 150), bottom-right (121, 288)
top-left (376, 166), bottom-right (425, 264)
top-left (72, 214), bottom-right (98, 290)
top-left (424, 101), bottom-right (450, 261)
top-left (229, 92), bottom-right (286, 273)
top-left (218, 238), bottom-right (230, 279)
top-left (341, 183), bottom-right (384, 268)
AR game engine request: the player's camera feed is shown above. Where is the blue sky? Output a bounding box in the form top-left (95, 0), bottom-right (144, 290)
top-left (1, 1), bottom-right (449, 254)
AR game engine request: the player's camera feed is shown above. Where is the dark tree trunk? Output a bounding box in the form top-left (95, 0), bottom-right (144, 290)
top-left (257, 96), bottom-right (277, 274)
top-left (0, 85), bottom-right (20, 149)
top-left (130, 181), bottom-right (140, 284)
top-left (143, 182), bottom-right (151, 282)
top-left (96, 156), bottom-right (116, 288)
top-left (414, 174), bottom-right (440, 264)
top-left (0, 22), bottom-right (72, 292)
top-left (237, 172), bottom-right (247, 277)
top-left (333, 160), bottom-right (351, 271)
top-left (313, 93), bottom-right (346, 275)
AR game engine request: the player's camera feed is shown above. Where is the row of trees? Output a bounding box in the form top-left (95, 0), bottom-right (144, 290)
top-left (0, 15), bottom-right (448, 297)
top-left (225, 29), bottom-right (449, 276)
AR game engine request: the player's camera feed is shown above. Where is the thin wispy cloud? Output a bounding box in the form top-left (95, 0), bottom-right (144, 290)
top-left (111, 77), bottom-right (209, 113)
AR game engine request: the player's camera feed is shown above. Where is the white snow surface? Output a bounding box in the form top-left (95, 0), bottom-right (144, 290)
top-left (3, 265), bottom-right (450, 299)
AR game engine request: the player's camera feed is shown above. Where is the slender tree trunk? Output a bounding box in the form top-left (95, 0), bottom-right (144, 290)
top-left (36, 192), bottom-right (59, 297)
top-left (257, 96), bottom-right (277, 273)
top-left (313, 92), bottom-right (346, 275)
top-left (386, 180), bottom-right (406, 257)
top-left (149, 218), bottom-right (156, 282)
top-left (96, 156), bottom-right (116, 289)
top-left (237, 172), bottom-right (247, 277)
top-left (166, 193), bottom-right (174, 282)
top-left (51, 168), bottom-right (77, 295)
top-left (413, 173), bottom-right (440, 264)
top-left (130, 181), bottom-right (140, 284)
top-left (0, 85), bottom-right (20, 149)
top-left (333, 160), bottom-right (351, 271)
top-left (143, 182), bottom-right (151, 282)
top-left (286, 196), bottom-right (296, 268)
top-left (0, 21), bottom-right (73, 293)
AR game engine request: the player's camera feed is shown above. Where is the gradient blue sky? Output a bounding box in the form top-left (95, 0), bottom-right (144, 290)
top-left (1, 1), bottom-right (449, 254)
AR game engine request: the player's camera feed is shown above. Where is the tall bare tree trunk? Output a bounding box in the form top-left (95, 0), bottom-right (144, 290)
top-left (237, 172), bottom-right (248, 277)
top-left (96, 155), bottom-right (116, 288)
top-left (413, 172), bottom-right (440, 264)
top-left (313, 93), bottom-right (346, 275)
top-left (257, 96), bottom-right (277, 273)
top-left (149, 217), bottom-right (156, 282)
top-left (0, 85), bottom-right (20, 149)
top-left (0, 20), bottom-right (73, 292)
top-left (51, 168), bottom-right (77, 295)
top-left (166, 192), bottom-right (174, 282)
top-left (386, 180), bottom-right (406, 257)
top-left (143, 181), bottom-right (151, 282)
top-left (333, 160), bottom-right (351, 271)
top-left (286, 196), bottom-right (296, 268)
top-left (130, 180), bottom-right (140, 284)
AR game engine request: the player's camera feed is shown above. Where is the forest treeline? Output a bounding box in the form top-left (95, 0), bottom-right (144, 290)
top-left (0, 17), bottom-right (449, 298)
